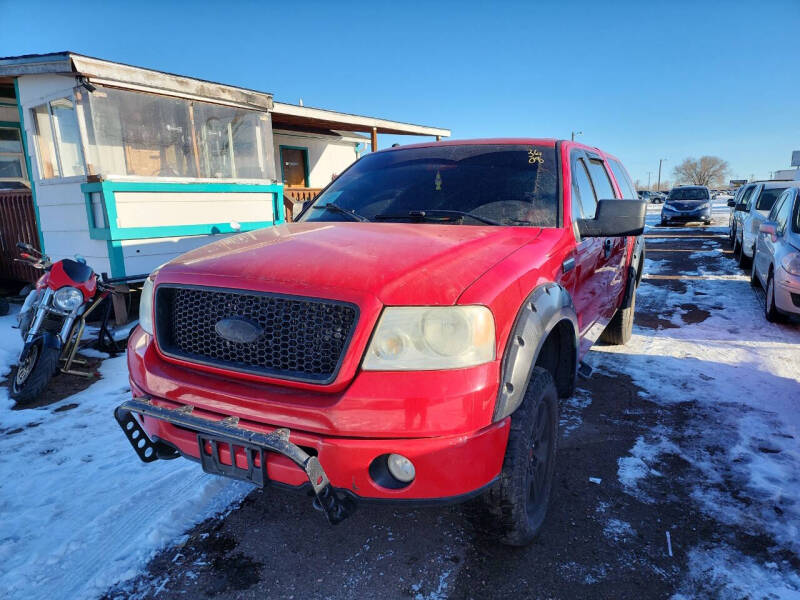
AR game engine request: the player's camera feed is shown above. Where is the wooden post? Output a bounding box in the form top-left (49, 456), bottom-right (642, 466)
top-left (112, 284), bottom-right (129, 326)
top-left (371, 127), bottom-right (378, 152)
top-left (436, 135), bottom-right (441, 142)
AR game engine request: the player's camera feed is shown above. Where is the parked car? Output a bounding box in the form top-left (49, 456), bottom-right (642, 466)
top-left (638, 190), bottom-right (664, 204)
top-left (752, 187), bottom-right (800, 321)
top-left (660, 186), bottom-right (712, 225)
top-left (728, 184), bottom-right (756, 244)
top-left (734, 181), bottom-right (800, 268)
top-left (115, 139), bottom-right (646, 546)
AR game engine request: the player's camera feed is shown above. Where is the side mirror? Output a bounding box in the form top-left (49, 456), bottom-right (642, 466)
top-left (577, 200), bottom-right (647, 238)
top-left (727, 199), bottom-right (736, 207)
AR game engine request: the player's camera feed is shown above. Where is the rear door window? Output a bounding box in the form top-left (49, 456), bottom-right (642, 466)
top-left (756, 187), bottom-right (788, 212)
top-left (586, 158), bottom-right (618, 200)
top-left (608, 159), bottom-right (637, 199)
top-left (774, 189), bottom-right (794, 234)
top-left (572, 158), bottom-right (598, 219)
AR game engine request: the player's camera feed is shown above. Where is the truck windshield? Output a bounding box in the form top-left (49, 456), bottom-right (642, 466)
top-left (668, 188), bottom-right (709, 201)
top-left (299, 144), bottom-right (559, 227)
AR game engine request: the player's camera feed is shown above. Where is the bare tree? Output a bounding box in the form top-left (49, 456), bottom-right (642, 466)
top-left (672, 156), bottom-right (730, 187)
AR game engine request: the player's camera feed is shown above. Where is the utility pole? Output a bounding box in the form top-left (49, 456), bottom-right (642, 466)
top-left (571, 131), bottom-right (582, 141)
top-left (647, 171), bottom-right (652, 189)
top-left (657, 158), bottom-right (667, 191)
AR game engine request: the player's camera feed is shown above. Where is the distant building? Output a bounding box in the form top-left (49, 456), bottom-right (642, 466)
top-left (773, 169), bottom-right (800, 181)
top-left (0, 52), bottom-right (449, 280)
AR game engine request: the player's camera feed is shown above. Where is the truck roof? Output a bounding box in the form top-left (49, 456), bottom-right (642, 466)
top-left (375, 138), bottom-right (622, 164)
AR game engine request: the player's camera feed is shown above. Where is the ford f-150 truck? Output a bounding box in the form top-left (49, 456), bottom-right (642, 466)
top-left (116, 139), bottom-right (646, 546)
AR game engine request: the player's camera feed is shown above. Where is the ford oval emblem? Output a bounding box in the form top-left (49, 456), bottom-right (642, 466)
top-left (215, 317), bottom-right (262, 344)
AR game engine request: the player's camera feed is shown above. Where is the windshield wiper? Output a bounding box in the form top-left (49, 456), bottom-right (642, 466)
top-left (311, 203), bottom-right (369, 222)
top-left (373, 209), bottom-right (502, 226)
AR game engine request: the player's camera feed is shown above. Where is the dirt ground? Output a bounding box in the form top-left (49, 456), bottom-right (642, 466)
top-left (101, 217), bottom-right (798, 600)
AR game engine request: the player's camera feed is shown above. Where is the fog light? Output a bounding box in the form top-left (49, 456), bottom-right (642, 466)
top-left (387, 453), bottom-right (415, 483)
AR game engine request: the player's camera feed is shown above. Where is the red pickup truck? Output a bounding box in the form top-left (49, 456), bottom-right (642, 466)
top-left (116, 139), bottom-right (645, 546)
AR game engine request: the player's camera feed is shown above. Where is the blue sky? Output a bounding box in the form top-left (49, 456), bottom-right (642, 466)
top-left (2, 0), bottom-right (798, 186)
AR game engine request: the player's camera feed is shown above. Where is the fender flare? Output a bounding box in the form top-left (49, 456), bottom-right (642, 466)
top-left (493, 282), bottom-right (579, 422)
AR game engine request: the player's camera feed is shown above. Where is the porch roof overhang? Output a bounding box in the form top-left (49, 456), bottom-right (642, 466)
top-left (0, 52), bottom-right (274, 111)
top-left (271, 102), bottom-right (450, 138)
top-left (0, 52), bottom-right (450, 138)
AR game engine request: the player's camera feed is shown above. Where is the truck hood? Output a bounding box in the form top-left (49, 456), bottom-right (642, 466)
top-left (160, 222), bottom-right (540, 305)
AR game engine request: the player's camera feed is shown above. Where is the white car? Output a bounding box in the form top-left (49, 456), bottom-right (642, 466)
top-left (735, 181), bottom-right (800, 268)
top-left (752, 187), bottom-right (800, 321)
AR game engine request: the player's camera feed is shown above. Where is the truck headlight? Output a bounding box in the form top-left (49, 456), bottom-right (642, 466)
top-left (53, 286), bottom-right (83, 311)
top-left (363, 306), bottom-right (495, 371)
top-left (139, 276), bottom-right (156, 335)
top-left (781, 252), bottom-right (800, 276)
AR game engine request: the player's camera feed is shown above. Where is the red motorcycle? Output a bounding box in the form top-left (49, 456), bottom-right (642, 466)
top-left (11, 242), bottom-right (115, 403)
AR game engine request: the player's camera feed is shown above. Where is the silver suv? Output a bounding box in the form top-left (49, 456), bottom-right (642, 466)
top-left (752, 186), bottom-right (800, 321)
top-left (734, 181), bottom-right (800, 268)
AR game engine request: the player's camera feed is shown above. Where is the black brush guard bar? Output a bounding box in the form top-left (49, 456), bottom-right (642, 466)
top-left (114, 397), bottom-right (355, 524)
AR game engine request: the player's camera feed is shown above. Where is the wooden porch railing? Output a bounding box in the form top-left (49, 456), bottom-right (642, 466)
top-left (0, 188), bottom-right (40, 283)
top-left (282, 187), bottom-right (322, 222)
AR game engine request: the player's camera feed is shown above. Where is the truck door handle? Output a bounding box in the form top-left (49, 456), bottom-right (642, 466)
top-left (603, 239), bottom-right (613, 258)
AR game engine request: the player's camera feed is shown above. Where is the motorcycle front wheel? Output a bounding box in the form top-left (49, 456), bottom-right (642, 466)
top-left (10, 340), bottom-right (60, 404)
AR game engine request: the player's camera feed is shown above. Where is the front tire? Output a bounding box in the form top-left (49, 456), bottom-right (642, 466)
top-left (10, 341), bottom-right (60, 404)
top-left (736, 239), bottom-right (751, 269)
top-left (471, 367), bottom-right (559, 546)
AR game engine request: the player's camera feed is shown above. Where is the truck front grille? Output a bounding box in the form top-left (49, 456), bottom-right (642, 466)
top-left (154, 285), bottom-right (358, 384)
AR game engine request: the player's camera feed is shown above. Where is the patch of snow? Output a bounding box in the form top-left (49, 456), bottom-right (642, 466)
top-left (674, 544), bottom-right (800, 599)
top-left (603, 518), bottom-right (636, 542)
top-left (0, 315), bottom-right (249, 600)
top-left (559, 387), bottom-right (592, 439)
top-left (593, 219), bottom-right (800, 595)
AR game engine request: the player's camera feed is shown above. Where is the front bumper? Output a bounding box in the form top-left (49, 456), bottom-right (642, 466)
top-left (120, 386), bottom-right (509, 502)
top-left (774, 268), bottom-right (800, 315)
top-left (661, 208), bottom-right (712, 222)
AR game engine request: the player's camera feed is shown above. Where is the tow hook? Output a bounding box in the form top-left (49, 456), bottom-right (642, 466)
top-left (312, 484), bottom-right (357, 524)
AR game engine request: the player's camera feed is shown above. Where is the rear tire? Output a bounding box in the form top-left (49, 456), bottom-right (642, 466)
top-left (10, 341), bottom-right (60, 404)
top-left (469, 367), bottom-right (559, 546)
top-left (0, 296), bottom-right (8, 316)
top-left (765, 274), bottom-right (782, 323)
top-left (599, 279), bottom-right (637, 346)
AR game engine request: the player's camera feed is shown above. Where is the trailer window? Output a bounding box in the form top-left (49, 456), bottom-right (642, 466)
top-left (0, 127), bottom-right (27, 182)
top-left (31, 98), bottom-right (86, 179)
top-left (80, 86), bottom-right (275, 180)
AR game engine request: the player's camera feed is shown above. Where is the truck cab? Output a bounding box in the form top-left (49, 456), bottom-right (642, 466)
top-left (117, 139), bottom-right (646, 545)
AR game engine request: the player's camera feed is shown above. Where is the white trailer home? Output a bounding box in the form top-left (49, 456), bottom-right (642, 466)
top-left (0, 52), bottom-right (449, 282)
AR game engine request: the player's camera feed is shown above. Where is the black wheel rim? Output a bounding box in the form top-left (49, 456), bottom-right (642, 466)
top-left (527, 401), bottom-right (552, 518)
top-left (14, 344), bottom-right (39, 388)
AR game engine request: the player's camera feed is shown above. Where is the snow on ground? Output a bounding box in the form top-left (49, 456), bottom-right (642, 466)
top-left (590, 217), bottom-right (800, 597)
top-left (0, 308), bottom-right (249, 600)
